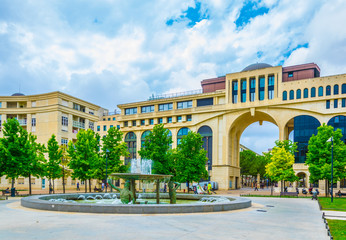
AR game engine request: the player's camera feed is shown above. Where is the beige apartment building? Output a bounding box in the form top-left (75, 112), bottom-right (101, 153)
top-left (0, 91), bottom-right (108, 190)
top-left (117, 63), bottom-right (346, 191)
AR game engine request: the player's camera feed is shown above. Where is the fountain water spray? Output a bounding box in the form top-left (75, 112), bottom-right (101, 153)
top-left (130, 159), bottom-right (152, 175)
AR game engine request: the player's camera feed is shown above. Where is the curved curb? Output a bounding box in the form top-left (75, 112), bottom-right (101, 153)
top-left (21, 193), bottom-right (251, 214)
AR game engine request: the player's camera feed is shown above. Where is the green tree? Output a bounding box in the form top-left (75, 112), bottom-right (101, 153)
top-left (138, 124), bottom-right (175, 202)
top-left (174, 131), bottom-right (208, 192)
top-left (306, 124), bottom-right (346, 196)
top-left (68, 129), bottom-right (100, 193)
top-left (240, 150), bottom-right (256, 185)
top-left (274, 140), bottom-right (297, 155)
top-left (93, 127), bottom-right (128, 184)
top-left (47, 134), bottom-right (63, 194)
top-left (265, 146), bottom-right (298, 193)
top-left (60, 145), bottom-right (70, 194)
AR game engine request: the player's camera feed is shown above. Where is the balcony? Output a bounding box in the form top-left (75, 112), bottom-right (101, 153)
top-left (73, 121), bottom-right (85, 129)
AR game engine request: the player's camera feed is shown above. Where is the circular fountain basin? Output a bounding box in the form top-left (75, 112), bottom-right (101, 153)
top-left (21, 193), bottom-right (251, 214)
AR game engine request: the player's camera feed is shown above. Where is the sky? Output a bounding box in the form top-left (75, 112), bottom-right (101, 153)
top-left (1, 0), bottom-right (346, 154)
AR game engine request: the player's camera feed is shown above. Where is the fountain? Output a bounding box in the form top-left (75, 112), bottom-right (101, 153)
top-left (21, 158), bottom-right (251, 214)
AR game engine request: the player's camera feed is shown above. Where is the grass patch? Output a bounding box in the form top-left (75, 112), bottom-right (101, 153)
top-left (318, 197), bottom-right (346, 211)
top-left (327, 219), bottom-right (346, 240)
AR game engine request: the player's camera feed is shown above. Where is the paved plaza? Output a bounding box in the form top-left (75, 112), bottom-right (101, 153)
top-left (0, 196), bottom-right (329, 240)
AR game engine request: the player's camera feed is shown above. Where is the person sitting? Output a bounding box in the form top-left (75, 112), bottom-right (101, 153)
top-left (338, 190), bottom-right (342, 198)
top-left (94, 186), bottom-right (98, 192)
top-left (5, 188), bottom-right (10, 193)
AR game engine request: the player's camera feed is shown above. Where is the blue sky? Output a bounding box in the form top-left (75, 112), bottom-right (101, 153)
top-left (1, 0), bottom-right (346, 153)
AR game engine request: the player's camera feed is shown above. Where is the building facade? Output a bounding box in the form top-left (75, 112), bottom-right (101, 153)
top-left (117, 63), bottom-right (346, 190)
top-left (0, 91), bottom-right (107, 190)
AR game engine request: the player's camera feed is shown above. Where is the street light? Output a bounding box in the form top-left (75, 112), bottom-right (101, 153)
top-left (105, 149), bottom-right (110, 193)
top-left (327, 136), bottom-right (334, 203)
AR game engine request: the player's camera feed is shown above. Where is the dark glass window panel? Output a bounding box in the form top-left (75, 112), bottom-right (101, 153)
top-left (198, 126), bottom-right (213, 171)
top-left (342, 84), bottom-right (346, 94)
top-left (318, 86), bottom-right (323, 96)
top-left (326, 100), bottom-right (330, 109)
top-left (326, 85), bottom-right (331, 96)
top-left (197, 98), bottom-right (213, 107)
top-left (311, 87), bottom-right (316, 97)
top-left (296, 89), bottom-right (301, 99)
top-left (289, 90), bottom-right (294, 100)
top-left (334, 85), bottom-right (339, 95)
top-left (334, 99), bottom-right (338, 108)
top-left (304, 88), bottom-right (308, 98)
top-left (283, 91), bottom-right (287, 101)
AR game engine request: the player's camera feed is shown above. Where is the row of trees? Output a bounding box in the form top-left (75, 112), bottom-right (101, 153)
top-left (0, 119), bottom-right (208, 195)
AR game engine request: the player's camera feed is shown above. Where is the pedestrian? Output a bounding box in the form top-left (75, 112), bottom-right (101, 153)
top-left (102, 182), bottom-right (105, 191)
top-left (77, 182), bottom-right (80, 191)
top-left (163, 183), bottom-right (167, 193)
top-left (254, 184), bottom-right (258, 191)
top-left (208, 182), bottom-right (212, 195)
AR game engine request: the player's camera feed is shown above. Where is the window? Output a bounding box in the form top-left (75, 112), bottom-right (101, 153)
top-left (288, 72), bottom-right (293, 77)
top-left (125, 132), bottom-right (137, 164)
top-left (113, 117), bottom-right (116, 121)
top-left (334, 84), bottom-right (339, 95)
top-left (103, 125), bottom-right (107, 131)
top-left (31, 117), bottom-right (36, 127)
top-left (0, 102), bottom-right (2, 108)
top-left (326, 85), bottom-right (331, 96)
top-left (342, 99), bottom-right (346, 108)
top-left (31, 101), bottom-right (36, 107)
top-left (89, 121), bottom-right (94, 130)
top-left (177, 127), bottom-right (190, 145)
top-left (132, 120), bottom-right (136, 126)
top-left (167, 117), bottom-right (172, 123)
top-left (141, 105), bottom-right (154, 113)
top-left (108, 118), bottom-right (110, 121)
top-left (268, 75), bottom-right (274, 100)
top-left (342, 84), bottom-right (346, 94)
top-left (124, 121), bottom-right (128, 127)
top-left (158, 118), bottom-right (163, 124)
top-left (318, 86), bottom-right (323, 96)
top-left (197, 98), bottom-right (213, 107)
top-left (289, 90), bottom-right (294, 100)
top-left (296, 89), bottom-right (301, 99)
top-left (177, 116), bottom-right (182, 122)
top-left (304, 88), bottom-right (308, 98)
top-left (310, 87), bottom-right (316, 98)
top-left (125, 107), bottom-right (137, 115)
top-left (232, 81), bottom-right (238, 103)
top-left (117, 125), bottom-right (120, 129)
top-left (177, 100), bottom-right (192, 109)
top-left (326, 100), bottom-right (330, 109)
top-left (141, 130), bottom-right (151, 147)
top-left (97, 126), bottom-right (100, 131)
top-left (250, 78), bottom-right (256, 102)
top-left (140, 119), bottom-right (145, 125)
top-left (258, 76), bottom-right (265, 101)
top-left (89, 110), bottom-right (94, 115)
top-left (159, 103), bottom-right (173, 111)
top-left (149, 119), bottom-right (154, 125)
top-left (62, 116), bottom-right (68, 126)
top-left (186, 115), bottom-right (192, 121)
top-left (73, 103), bottom-right (85, 112)
top-left (61, 138), bottom-right (68, 146)
top-left (334, 99), bottom-right (338, 108)
top-left (241, 79), bottom-right (247, 103)
top-left (283, 91), bottom-right (287, 101)
top-left (110, 125), bottom-right (113, 128)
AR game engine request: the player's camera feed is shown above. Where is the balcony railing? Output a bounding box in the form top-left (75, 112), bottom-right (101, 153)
top-left (73, 120), bottom-right (85, 129)
top-left (148, 89), bottom-right (203, 101)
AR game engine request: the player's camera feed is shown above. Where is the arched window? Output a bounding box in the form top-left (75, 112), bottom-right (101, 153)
top-left (303, 88), bottom-right (308, 98)
top-left (289, 90), bottom-right (294, 100)
top-left (125, 132), bottom-right (137, 164)
top-left (311, 87), bottom-right (316, 97)
top-left (328, 115), bottom-right (346, 143)
top-left (326, 85), bottom-right (331, 96)
top-left (334, 84), bottom-right (339, 95)
top-left (198, 126), bottom-right (213, 170)
top-left (177, 127), bottom-right (190, 145)
top-left (318, 86), bottom-right (323, 97)
top-left (167, 130), bottom-right (172, 148)
top-left (342, 84), bottom-right (346, 94)
top-left (283, 91), bottom-right (287, 101)
top-left (141, 130), bottom-right (151, 148)
top-left (296, 89), bottom-right (301, 99)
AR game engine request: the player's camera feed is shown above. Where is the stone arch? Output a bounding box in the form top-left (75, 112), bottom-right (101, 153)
top-left (297, 172), bottom-right (307, 187)
top-left (198, 126), bottom-right (213, 171)
top-left (125, 132), bottom-right (137, 164)
top-left (141, 130), bottom-right (151, 148)
top-left (327, 115), bottom-right (346, 143)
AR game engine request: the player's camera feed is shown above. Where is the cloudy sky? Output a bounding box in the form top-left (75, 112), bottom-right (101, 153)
top-left (1, 0), bottom-right (346, 153)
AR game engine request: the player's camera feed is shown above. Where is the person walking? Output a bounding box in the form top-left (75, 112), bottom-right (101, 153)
top-left (77, 182), bottom-right (80, 191)
top-left (208, 182), bottom-right (212, 195)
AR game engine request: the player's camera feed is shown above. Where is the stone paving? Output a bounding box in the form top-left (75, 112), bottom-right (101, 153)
top-left (0, 196), bottom-right (329, 240)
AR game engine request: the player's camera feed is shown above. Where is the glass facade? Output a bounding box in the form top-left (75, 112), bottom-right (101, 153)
top-left (241, 79), bottom-right (246, 103)
top-left (258, 77), bottom-right (265, 101)
top-left (250, 78), bottom-right (256, 102)
top-left (268, 75), bottom-right (274, 100)
top-left (232, 81), bottom-right (238, 103)
top-left (294, 115), bottom-right (321, 163)
top-left (177, 127), bottom-right (190, 145)
top-left (198, 126), bottom-right (213, 170)
top-left (328, 115), bottom-right (346, 143)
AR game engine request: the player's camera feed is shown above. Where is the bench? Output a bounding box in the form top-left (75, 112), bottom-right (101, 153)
top-left (280, 192), bottom-right (298, 198)
top-left (94, 188), bottom-right (103, 193)
top-left (335, 192), bottom-right (346, 197)
top-left (1, 190), bottom-right (19, 197)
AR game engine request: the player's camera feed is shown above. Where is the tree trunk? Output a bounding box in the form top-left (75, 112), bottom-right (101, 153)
top-left (271, 181), bottom-right (274, 196)
top-left (49, 179), bottom-right (52, 194)
top-left (29, 174), bottom-right (32, 195)
top-left (85, 181), bottom-right (87, 193)
top-left (53, 179), bottom-right (55, 194)
top-left (89, 179), bottom-right (91, 192)
top-left (325, 180), bottom-right (329, 197)
top-left (187, 181), bottom-right (190, 193)
top-left (281, 180), bottom-right (284, 193)
top-left (62, 168), bottom-right (65, 194)
top-left (11, 178), bottom-right (15, 188)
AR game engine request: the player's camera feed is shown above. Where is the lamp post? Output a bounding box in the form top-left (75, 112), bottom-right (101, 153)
top-left (105, 149), bottom-right (109, 193)
top-left (327, 136), bottom-right (334, 203)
